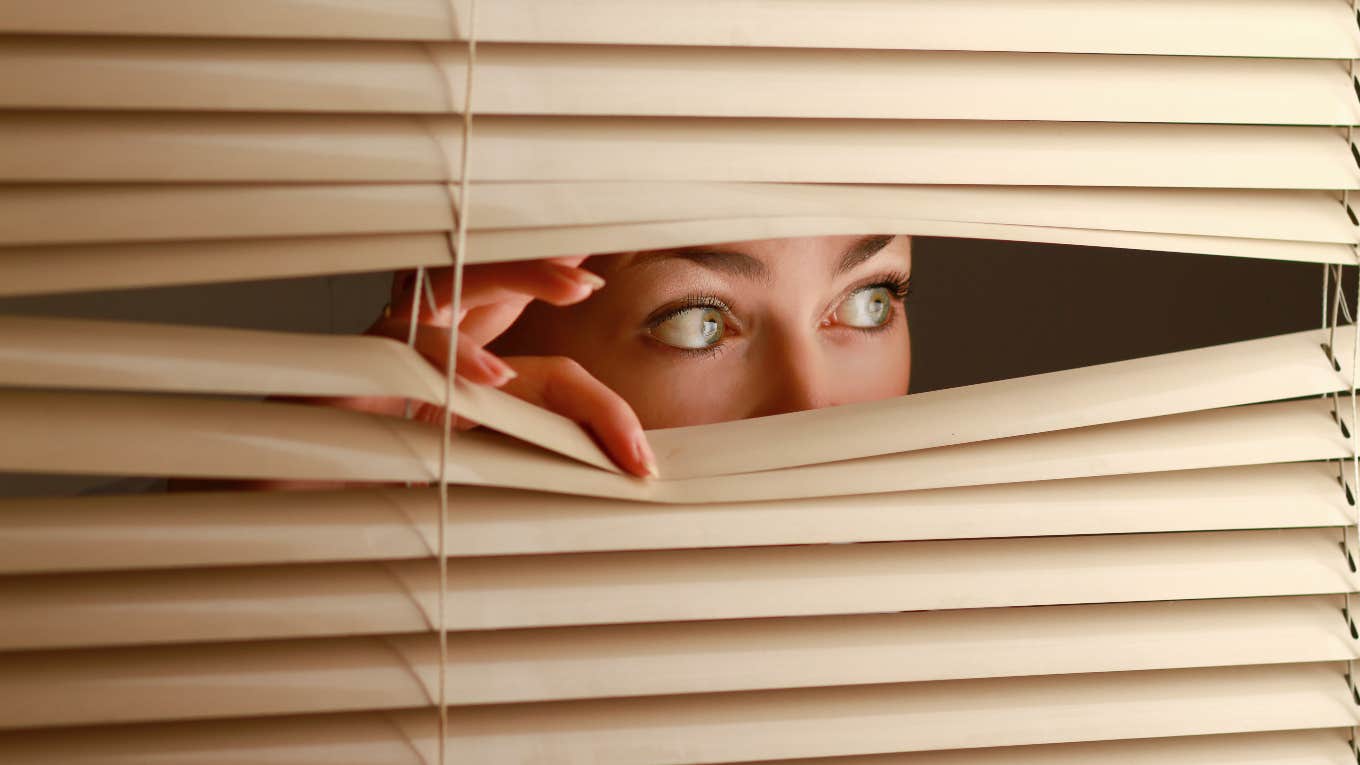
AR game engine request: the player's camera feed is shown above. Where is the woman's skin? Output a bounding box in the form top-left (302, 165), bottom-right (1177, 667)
top-left (364, 234), bottom-right (913, 478)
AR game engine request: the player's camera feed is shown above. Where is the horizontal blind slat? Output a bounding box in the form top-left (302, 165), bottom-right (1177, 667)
top-left (0, 233), bottom-right (452, 297)
top-left (1, 596), bottom-right (1351, 726)
top-left (7, 39), bottom-right (1357, 125)
top-left (3, 114), bottom-right (1352, 188)
top-left (647, 325), bottom-right (1350, 478)
top-left (0, 665), bottom-right (1349, 763)
top-left (750, 729), bottom-right (1352, 765)
top-left (1, 528), bottom-right (1353, 647)
top-left (0, 319), bottom-right (1344, 475)
top-left (1, 462), bottom-right (1346, 571)
top-left (0, 392), bottom-right (1344, 502)
top-left (1, 0), bottom-right (1352, 57)
top-left (471, 217), bottom-right (1360, 267)
top-left (5, 183), bottom-right (1351, 246)
top-left (4, 222), bottom-right (1351, 299)
top-left (465, 183), bottom-right (1357, 242)
top-left (0, 184), bottom-right (456, 245)
top-left (0, 316), bottom-right (620, 473)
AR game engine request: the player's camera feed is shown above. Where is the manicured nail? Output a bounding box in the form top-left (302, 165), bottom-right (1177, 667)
top-left (474, 348), bottom-right (517, 386)
top-left (633, 435), bottom-right (659, 479)
top-left (552, 263), bottom-right (606, 292)
top-left (577, 270), bottom-right (606, 290)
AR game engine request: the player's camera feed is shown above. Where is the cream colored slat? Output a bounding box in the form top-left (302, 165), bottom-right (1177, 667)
top-left (752, 730), bottom-right (1352, 765)
top-left (1, 0), bottom-right (1353, 58)
top-left (0, 184), bottom-right (454, 245)
top-left (652, 325), bottom-right (1351, 478)
top-left (0, 390), bottom-right (1345, 503)
top-left (2, 527), bottom-right (1354, 648)
top-left (0, 316), bottom-right (447, 401)
top-left (0, 665), bottom-right (1350, 764)
top-left (1, 462), bottom-right (1345, 572)
top-left (8, 39), bottom-right (1358, 126)
top-left (0, 36), bottom-right (471, 114)
top-left (471, 217), bottom-right (1360, 267)
top-left (400, 46), bottom-right (1360, 124)
top-left (0, 233), bottom-right (451, 298)
top-left (0, 316), bottom-right (620, 473)
top-left (0, 318), bottom-right (1347, 480)
top-left (1, 596), bottom-right (1352, 728)
top-left (6, 183), bottom-right (1352, 246)
top-left (0, 0), bottom-right (469, 41)
top-left (483, 0), bottom-right (1360, 57)
top-left (466, 183), bottom-right (1357, 244)
top-left (660, 398), bottom-right (1349, 504)
top-left (3, 114), bottom-right (1353, 189)
top-left (470, 118), bottom-right (1360, 189)
top-left (1, 221), bottom-right (1349, 300)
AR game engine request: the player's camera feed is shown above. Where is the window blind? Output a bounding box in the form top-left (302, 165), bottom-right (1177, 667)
top-left (1, 2), bottom-right (1359, 764)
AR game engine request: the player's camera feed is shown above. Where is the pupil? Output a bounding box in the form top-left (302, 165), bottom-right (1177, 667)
top-left (870, 293), bottom-right (887, 322)
top-left (701, 315), bottom-right (720, 343)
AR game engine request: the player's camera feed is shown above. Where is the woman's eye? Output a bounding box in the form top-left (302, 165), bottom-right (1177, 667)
top-left (835, 285), bottom-right (895, 329)
top-left (650, 306), bottom-right (726, 349)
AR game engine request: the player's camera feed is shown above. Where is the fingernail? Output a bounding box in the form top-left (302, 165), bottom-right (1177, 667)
top-left (553, 264), bottom-right (606, 292)
top-left (577, 270), bottom-right (606, 290)
top-left (473, 348), bottom-right (517, 386)
top-left (633, 435), bottom-right (659, 479)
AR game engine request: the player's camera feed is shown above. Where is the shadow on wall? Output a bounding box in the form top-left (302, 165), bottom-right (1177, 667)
top-left (906, 237), bottom-right (1344, 393)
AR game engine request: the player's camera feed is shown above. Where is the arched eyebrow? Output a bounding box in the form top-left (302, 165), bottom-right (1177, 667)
top-left (628, 234), bottom-right (894, 282)
top-left (835, 235), bottom-right (895, 276)
top-left (628, 246), bottom-right (770, 283)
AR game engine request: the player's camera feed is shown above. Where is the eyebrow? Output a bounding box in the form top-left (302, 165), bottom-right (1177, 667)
top-left (629, 246), bottom-right (770, 282)
top-left (835, 235), bottom-right (895, 276)
top-left (628, 234), bottom-right (895, 281)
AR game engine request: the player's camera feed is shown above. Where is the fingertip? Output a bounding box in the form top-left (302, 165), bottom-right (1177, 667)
top-left (461, 346), bottom-right (517, 387)
top-left (544, 263), bottom-right (606, 305)
top-left (630, 434), bottom-right (660, 479)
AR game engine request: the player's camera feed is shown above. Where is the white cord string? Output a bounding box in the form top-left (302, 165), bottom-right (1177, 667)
top-left (1345, 30), bottom-right (1360, 745)
top-left (436, 1), bottom-right (477, 762)
top-left (1348, 262), bottom-right (1360, 756)
top-left (402, 267), bottom-right (428, 422)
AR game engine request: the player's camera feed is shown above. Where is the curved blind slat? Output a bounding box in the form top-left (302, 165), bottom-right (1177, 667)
top-left (0, 665), bottom-right (1349, 764)
top-left (0, 391), bottom-right (1345, 502)
top-left (0, 462), bottom-right (1345, 572)
top-left (0, 596), bottom-right (1349, 727)
top-left (0, 319), bottom-right (1346, 477)
top-left (1, 529), bottom-right (1353, 648)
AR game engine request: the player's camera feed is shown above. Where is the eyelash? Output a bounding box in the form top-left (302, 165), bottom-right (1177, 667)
top-left (644, 295), bottom-right (735, 359)
top-left (856, 272), bottom-right (912, 301)
top-left (838, 271), bottom-right (912, 336)
top-left (644, 294), bottom-right (731, 328)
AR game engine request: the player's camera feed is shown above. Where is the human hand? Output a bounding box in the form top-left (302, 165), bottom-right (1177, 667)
top-left (367, 258), bottom-right (658, 478)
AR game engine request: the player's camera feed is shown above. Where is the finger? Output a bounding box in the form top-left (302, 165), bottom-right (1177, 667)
top-left (391, 261), bottom-right (604, 324)
top-left (410, 401), bottom-right (480, 431)
top-left (459, 302), bottom-right (528, 349)
top-left (502, 356), bottom-right (657, 479)
top-left (461, 260), bottom-right (604, 312)
top-left (400, 323), bottom-right (517, 388)
top-left (546, 255), bottom-right (588, 268)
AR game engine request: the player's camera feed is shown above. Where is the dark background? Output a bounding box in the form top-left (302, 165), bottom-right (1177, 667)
top-left (905, 237), bottom-right (1344, 393)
